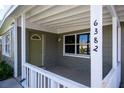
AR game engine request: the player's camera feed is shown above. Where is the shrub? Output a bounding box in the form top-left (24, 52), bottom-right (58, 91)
top-left (0, 60), bottom-right (13, 81)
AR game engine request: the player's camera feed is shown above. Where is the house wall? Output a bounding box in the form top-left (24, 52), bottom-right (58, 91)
top-left (17, 27), bottom-right (22, 76)
top-left (57, 30), bottom-right (90, 72)
top-left (57, 25), bottom-right (112, 79)
top-left (121, 22), bottom-right (124, 85)
top-left (102, 25), bottom-right (112, 78)
top-left (26, 29), bottom-right (58, 67)
top-left (1, 22), bottom-right (123, 86)
top-left (17, 25), bottom-right (113, 80)
top-left (1, 28), bottom-right (15, 68)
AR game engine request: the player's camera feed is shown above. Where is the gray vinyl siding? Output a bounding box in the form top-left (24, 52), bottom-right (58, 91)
top-left (103, 25), bottom-right (112, 78)
top-left (57, 30), bottom-right (90, 72)
top-left (121, 22), bottom-right (124, 85)
top-left (57, 25), bottom-right (112, 79)
top-left (18, 25), bottom-right (113, 80)
top-left (2, 27), bottom-right (22, 77)
top-left (43, 33), bottom-right (58, 67)
top-left (26, 29), bottom-right (58, 67)
top-left (2, 27), bottom-right (14, 68)
top-left (17, 27), bottom-right (22, 76)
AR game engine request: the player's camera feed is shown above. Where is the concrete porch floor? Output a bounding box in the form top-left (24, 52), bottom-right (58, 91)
top-left (0, 78), bottom-right (22, 88)
top-left (46, 66), bottom-right (90, 87)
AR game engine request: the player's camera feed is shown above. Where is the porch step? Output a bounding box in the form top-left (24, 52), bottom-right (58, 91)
top-left (15, 77), bottom-right (26, 88)
top-left (20, 78), bottom-right (26, 83)
top-left (19, 78), bottom-right (27, 88)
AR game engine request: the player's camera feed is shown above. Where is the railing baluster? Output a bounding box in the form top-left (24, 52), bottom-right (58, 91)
top-left (23, 63), bottom-right (88, 88)
top-left (42, 75), bottom-right (44, 88)
top-left (29, 68), bottom-right (31, 87)
top-left (44, 76), bottom-right (46, 88)
top-left (48, 78), bottom-right (51, 88)
top-left (34, 71), bottom-right (37, 88)
top-left (26, 67), bottom-right (28, 87)
top-left (30, 70), bottom-right (35, 88)
top-left (37, 73), bottom-right (40, 88)
top-left (57, 83), bottom-right (60, 88)
top-left (51, 80), bottom-right (58, 88)
top-left (36, 72), bottom-right (39, 88)
top-left (27, 68), bottom-right (30, 87)
top-left (40, 74), bottom-right (42, 88)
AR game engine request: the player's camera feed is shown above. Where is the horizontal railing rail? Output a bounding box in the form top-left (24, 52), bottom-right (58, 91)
top-left (23, 63), bottom-right (88, 88)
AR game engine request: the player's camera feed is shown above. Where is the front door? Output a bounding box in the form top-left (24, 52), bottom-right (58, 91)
top-left (29, 32), bottom-right (43, 67)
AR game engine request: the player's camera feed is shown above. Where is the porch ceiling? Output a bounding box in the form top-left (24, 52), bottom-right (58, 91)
top-left (24, 5), bottom-right (124, 33)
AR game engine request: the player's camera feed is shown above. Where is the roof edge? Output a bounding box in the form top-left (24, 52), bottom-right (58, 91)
top-left (0, 5), bottom-right (18, 28)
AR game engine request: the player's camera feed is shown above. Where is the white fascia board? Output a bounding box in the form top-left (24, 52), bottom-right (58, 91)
top-left (0, 5), bottom-right (18, 28)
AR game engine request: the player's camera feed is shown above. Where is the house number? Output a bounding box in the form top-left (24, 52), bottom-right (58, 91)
top-left (93, 20), bottom-right (98, 52)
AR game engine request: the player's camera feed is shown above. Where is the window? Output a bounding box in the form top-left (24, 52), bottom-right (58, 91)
top-left (2, 30), bottom-right (11, 57)
top-left (31, 34), bottom-right (41, 40)
top-left (77, 33), bottom-right (90, 55)
top-left (63, 33), bottom-right (90, 58)
top-left (5, 34), bottom-right (10, 55)
top-left (65, 35), bottom-right (75, 54)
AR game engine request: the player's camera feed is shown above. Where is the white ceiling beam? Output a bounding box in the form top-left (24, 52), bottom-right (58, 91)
top-left (48, 21), bottom-right (90, 28)
top-left (35, 7), bottom-right (109, 25)
top-left (43, 15), bottom-right (111, 27)
top-left (106, 5), bottom-right (121, 28)
top-left (26, 5), bottom-right (55, 19)
top-left (114, 6), bottom-right (124, 12)
top-left (25, 21), bottom-right (58, 33)
top-left (14, 5), bottom-right (36, 19)
top-left (46, 18), bottom-right (90, 27)
top-left (29, 5), bottom-right (79, 22)
top-left (45, 17), bottom-right (112, 28)
top-left (37, 11), bottom-right (90, 25)
top-left (56, 21), bottom-right (112, 34)
top-left (32, 6), bottom-right (90, 23)
top-left (47, 19), bottom-right (112, 30)
top-left (57, 25), bottom-right (90, 34)
top-left (116, 11), bottom-right (124, 17)
top-left (119, 16), bottom-right (124, 22)
top-left (29, 6), bottom-right (108, 24)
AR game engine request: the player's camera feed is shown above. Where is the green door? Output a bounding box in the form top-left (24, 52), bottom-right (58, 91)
top-left (29, 32), bottom-right (43, 67)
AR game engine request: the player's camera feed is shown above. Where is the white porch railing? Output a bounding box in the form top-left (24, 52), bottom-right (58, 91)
top-left (102, 63), bottom-right (121, 88)
top-left (22, 63), bottom-right (88, 88)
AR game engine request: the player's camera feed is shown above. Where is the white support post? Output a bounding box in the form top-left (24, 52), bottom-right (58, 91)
top-left (112, 17), bottom-right (118, 69)
top-left (13, 19), bottom-right (18, 77)
top-left (107, 5), bottom-right (121, 88)
top-left (21, 13), bottom-right (26, 79)
top-left (118, 27), bottom-right (121, 63)
top-left (112, 17), bottom-right (118, 88)
top-left (90, 5), bottom-right (103, 87)
top-left (117, 27), bottom-right (121, 87)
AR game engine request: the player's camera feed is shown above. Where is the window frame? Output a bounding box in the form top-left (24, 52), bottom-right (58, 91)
top-left (64, 34), bottom-right (75, 54)
top-left (2, 29), bottom-right (12, 57)
top-left (63, 32), bottom-right (90, 58)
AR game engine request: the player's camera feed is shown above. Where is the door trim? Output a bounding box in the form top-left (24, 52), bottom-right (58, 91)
top-left (41, 34), bottom-right (44, 66)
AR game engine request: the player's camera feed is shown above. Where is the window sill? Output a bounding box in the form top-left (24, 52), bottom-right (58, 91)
top-left (63, 53), bottom-right (90, 59)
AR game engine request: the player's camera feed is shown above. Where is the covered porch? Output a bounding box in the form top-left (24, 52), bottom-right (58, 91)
top-left (13, 5), bottom-right (122, 88)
